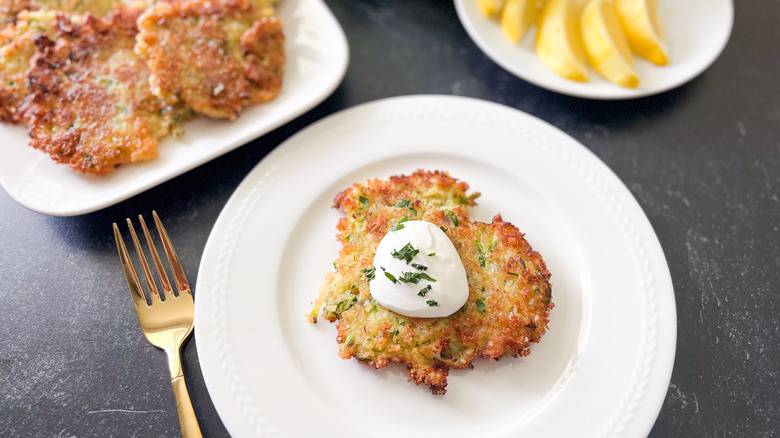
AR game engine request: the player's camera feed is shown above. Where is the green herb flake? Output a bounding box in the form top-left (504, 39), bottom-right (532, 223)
top-left (476, 299), bottom-right (487, 313)
top-left (411, 263), bottom-right (427, 271)
top-left (476, 240), bottom-right (486, 268)
top-left (335, 296), bottom-right (357, 315)
top-left (439, 226), bottom-right (448, 233)
top-left (508, 272), bottom-right (519, 277)
top-left (392, 216), bottom-right (410, 231)
top-left (358, 357), bottom-right (372, 362)
top-left (395, 199), bottom-right (418, 216)
top-left (362, 266), bottom-right (376, 280)
top-left (398, 271), bottom-right (437, 284)
top-left (418, 284), bottom-right (432, 297)
top-left (384, 271), bottom-right (398, 284)
top-left (426, 300), bottom-right (439, 307)
top-left (358, 196), bottom-right (370, 210)
top-left (391, 242), bottom-right (419, 264)
top-left (455, 192), bottom-right (481, 205)
top-left (428, 252), bottom-right (436, 256)
top-left (445, 210), bottom-right (459, 227)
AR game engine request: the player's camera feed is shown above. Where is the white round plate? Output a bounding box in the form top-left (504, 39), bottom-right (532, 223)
top-left (454, 0), bottom-right (734, 99)
top-left (194, 95), bottom-right (676, 437)
top-left (0, 0), bottom-right (348, 216)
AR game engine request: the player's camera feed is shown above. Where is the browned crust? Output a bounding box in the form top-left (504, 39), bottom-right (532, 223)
top-left (136, 0), bottom-right (284, 119)
top-left (22, 7), bottom-right (174, 175)
top-left (312, 170), bottom-right (553, 394)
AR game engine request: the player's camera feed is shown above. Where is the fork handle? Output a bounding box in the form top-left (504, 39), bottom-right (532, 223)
top-left (171, 375), bottom-right (203, 438)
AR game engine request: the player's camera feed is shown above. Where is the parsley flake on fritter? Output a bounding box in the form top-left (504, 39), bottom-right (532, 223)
top-left (135, 0), bottom-right (284, 119)
top-left (23, 7), bottom-right (188, 175)
top-left (310, 170), bottom-right (553, 395)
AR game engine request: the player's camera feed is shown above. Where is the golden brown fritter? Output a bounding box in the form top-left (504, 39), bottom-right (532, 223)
top-left (0, 0), bottom-right (124, 24)
top-left (135, 0), bottom-right (284, 119)
top-left (310, 170), bottom-right (553, 394)
top-left (23, 7), bottom-right (187, 175)
top-left (0, 9), bottom-right (62, 122)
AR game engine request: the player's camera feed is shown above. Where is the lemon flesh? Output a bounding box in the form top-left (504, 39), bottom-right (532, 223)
top-left (500, 0), bottom-right (546, 43)
top-left (615, 0), bottom-right (669, 65)
top-left (477, 0), bottom-right (507, 19)
top-left (581, 0), bottom-right (639, 88)
top-left (536, 0), bottom-right (589, 82)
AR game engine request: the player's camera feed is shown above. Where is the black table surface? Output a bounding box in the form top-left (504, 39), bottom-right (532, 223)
top-left (1, 1), bottom-right (778, 437)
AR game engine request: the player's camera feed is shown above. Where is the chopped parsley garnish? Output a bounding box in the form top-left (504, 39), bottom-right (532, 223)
top-left (398, 271), bottom-right (437, 284)
top-left (392, 216), bottom-right (410, 231)
top-left (426, 300), bottom-right (439, 307)
top-left (358, 196), bottom-right (369, 210)
top-left (476, 299), bottom-right (487, 313)
top-left (439, 226), bottom-right (448, 233)
top-left (384, 271), bottom-right (398, 284)
top-left (508, 272), bottom-right (519, 277)
top-left (476, 240), bottom-right (486, 268)
top-left (395, 199), bottom-right (417, 216)
top-left (445, 209), bottom-right (459, 227)
top-left (428, 252), bottom-right (436, 256)
top-left (362, 266), bottom-right (376, 280)
top-left (391, 242), bottom-right (419, 264)
top-left (411, 263), bottom-right (427, 271)
top-left (418, 284), bottom-right (432, 297)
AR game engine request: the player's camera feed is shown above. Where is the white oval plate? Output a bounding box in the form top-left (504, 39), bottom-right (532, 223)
top-left (0, 0), bottom-right (348, 216)
top-left (194, 95), bottom-right (676, 437)
top-left (454, 0), bottom-right (733, 99)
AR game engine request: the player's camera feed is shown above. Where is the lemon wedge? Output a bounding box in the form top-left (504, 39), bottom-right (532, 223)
top-left (500, 0), bottom-right (546, 43)
top-left (536, 0), bottom-right (589, 82)
top-left (581, 0), bottom-right (639, 88)
top-left (477, 0), bottom-right (507, 19)
top-left (615, 0), bottom-right (668, 65)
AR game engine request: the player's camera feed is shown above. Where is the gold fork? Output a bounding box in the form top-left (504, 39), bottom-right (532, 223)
top-left (113, 211), bottom-right (203, 438)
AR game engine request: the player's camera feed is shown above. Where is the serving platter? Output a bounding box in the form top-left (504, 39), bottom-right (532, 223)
top-left (0, 0), bottom-right (349, 216)
top-left (194, 95), bottom-right (677, 437)
top-left (454, 0), bottom-right (734, 99)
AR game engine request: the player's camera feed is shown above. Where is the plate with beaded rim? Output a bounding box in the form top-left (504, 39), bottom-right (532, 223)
top-left (194, 95), bottom-right (677, 437)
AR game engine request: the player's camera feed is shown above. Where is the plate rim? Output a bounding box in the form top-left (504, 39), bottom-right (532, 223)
top-left (194, 94), bottom-right (677, 437)
top-left (453, 0), bottom-right (735, 100)
top-left (0, 0), bottom-right (349, 217)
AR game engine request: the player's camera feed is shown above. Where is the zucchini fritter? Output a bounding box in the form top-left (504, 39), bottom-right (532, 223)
top-left (0, 0), bottom-right (123, 24)
top-left (23, 7), bottom-right (187, 175)
top-left (310, 170), bottom-right (553, 394)
top-left (135, 0), bottom-right (284, 119)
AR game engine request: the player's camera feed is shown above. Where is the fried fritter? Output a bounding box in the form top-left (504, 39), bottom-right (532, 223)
top-left (0, 0), bottom-right (118, 23)
top-left (0, 0), bottom-right (123, 24)
top-left (310, 170), bottom-right (553, 394)
top-left (23, 7), bottom-right (187, 175)
top-left (0, 9), bottom-right (62, 122)
top-left (135, 0), bottom-right (284, 119)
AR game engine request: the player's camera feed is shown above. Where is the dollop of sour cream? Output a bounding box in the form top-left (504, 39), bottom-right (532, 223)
top-left (369, 220), bottom-right (468, 318)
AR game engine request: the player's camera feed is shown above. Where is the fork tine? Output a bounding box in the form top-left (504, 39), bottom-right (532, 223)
top-left (113, 223), bottom-right (147, 306)
top-left (153, 211), bottom-right (191, 295)
top-left (127, 218), bottom-right (161, 302)
top-left (139, 214), bottom-right (174, 297)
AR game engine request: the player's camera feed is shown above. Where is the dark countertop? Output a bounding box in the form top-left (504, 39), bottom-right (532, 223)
top-left (1, 0), bottom-right (777, 436)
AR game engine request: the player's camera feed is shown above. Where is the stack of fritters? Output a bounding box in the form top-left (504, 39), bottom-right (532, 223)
top-left (310, 170), bottom-right (554, 394)
top-left (0, 0), bottom-right (284, 175)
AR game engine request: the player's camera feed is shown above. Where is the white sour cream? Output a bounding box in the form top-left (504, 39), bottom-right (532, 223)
top-left (369, 220), bottom-right (468, 318)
